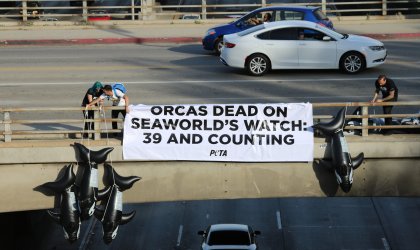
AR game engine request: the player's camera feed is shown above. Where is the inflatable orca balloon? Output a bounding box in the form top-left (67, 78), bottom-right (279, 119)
top-left (40, 164), bottom-right (81, 243)
top-left (73, 142), bottom-right (114, 164)
top-left (313, 107), bottom-right (364, 193)
top-left (76, 162), bottom-right (110, 220)
top-left (95, 164), bottom-right (141, 244)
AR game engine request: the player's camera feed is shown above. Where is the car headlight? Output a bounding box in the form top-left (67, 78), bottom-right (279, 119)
top-left (369, 46), bottom-right (385, 51)
top-left (205, 29), bottom-right (216, 36)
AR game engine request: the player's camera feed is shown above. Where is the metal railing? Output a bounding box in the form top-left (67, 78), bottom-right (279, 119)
top-left (0, 0), bottom-right (418, 23)
top-left (1, 101), bottom-right (420, 142)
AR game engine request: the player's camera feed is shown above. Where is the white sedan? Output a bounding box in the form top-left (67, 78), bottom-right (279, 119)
top-left (198, 224), bottom-right (261, 250)
top-left (220, 20), bottom-right (387, 76)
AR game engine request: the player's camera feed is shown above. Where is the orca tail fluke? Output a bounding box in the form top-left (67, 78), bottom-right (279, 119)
top-left (97, 186), bottom-right (112, 201)
top-left (103, 163), bottom-right (141, 191)
top-left (41, 164), bottom-right (75, 193)
top-left (313, 107), bottom-right (347, 135)
top-left (352, 152), bottom-right (365, 170)
top-left (74, 142), bottom-right (114, 164)
top-left (121, 210), bottom-right (136, 225)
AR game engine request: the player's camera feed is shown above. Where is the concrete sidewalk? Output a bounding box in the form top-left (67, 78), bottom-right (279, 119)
top-left (0, 18), bottom-right (419, 46)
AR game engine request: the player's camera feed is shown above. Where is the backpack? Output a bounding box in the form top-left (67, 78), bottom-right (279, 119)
top-left (112, 83), bottom-right (127, 96)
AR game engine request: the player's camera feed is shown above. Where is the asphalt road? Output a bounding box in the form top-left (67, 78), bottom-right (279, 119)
top-left (17, 197), bottom-right (420, 250)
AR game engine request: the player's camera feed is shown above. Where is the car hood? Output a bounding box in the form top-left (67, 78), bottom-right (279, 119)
top-left (345, 34), bottom-right (383, 46)
top-left (210, 23), bottom-right (234, 31)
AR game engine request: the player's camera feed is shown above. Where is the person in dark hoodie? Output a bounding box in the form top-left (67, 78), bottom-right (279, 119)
top-left (370, 75), bottom-right (399, 127)
top-left (81, 81), bottom-right (103, 138)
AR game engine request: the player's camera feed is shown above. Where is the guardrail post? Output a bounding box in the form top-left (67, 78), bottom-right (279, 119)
top-left (322, 0), bottom-right (327, 14)
top-left (4, 111), bottom-right (11, 142)
top-left (201, 0), bottom-right (207, 20)
top-left (382, 0), bottom-right (387, 16)
top-left (362, 106), bottom-right (369, 137)
top-left (82, 0), bottom-right (88, 22)
top-left (22, 0), bottom-right (28, 22)
top-left (93, 108), bottom-right (100, 140)
top-left (261, 0), bottom-right (267, 8)
top-left (131, 0), bottom-right (135, 21)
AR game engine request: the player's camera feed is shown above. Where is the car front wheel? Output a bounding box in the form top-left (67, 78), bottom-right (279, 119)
top-left (246, 54), bottom-right (270, 76)
top-left (340, 52), bottom-right (365, 74)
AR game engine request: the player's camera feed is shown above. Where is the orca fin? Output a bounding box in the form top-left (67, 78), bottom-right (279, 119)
top-left (103, 163), bottom-right (141, 191)
top-left (313, 107), bottom-right (347, 135)
top-left (41, 164), bottom-right (75, 192)
top-left (352, 152), bottom-right (365, 170)
top-left (121, 210), bottom-right (136, 225)
top-left (47, 210), bottom-right (61, 224)
top-left (97, 186), bottom-right (112, 201)
top-left (74, 142), bottom-right (114, 164)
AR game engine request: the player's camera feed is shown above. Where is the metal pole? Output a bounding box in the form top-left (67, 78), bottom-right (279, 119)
top-left (4, 112), bottom-right (11, 142)
top-left (202, 0), bottom-right (207, 20)
top-left (93, 108), bottom-right (100, 140)
top-left (322, 0), bottom-right (327, 14)
top-left (362, 106), bottom-right (369, 137)
top-left (261, 0), bottom-right (266, 8)
top-left (82, 0), bottom-right (87, 22)
top-left (22, 0), bottom-right (28, 22)
top-left (132, 0), bottom-right (135, 21)
top-left (382, 0), bottom-right (387, 16)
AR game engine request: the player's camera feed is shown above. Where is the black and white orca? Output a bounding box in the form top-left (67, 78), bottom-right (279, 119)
top-left (95, 164), bottom-right (141, 244)
top-left (76, 162), bottom-right (110, 220)
top-left (313, 107), bottom-right (364, 193)
top-left (73, 142), bottom-right (114, 164)
top-left (41, 164), bottom-right (81, 243)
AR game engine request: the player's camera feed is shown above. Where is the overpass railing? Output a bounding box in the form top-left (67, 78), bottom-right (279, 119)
top-left (0, 0), bottom-right (418, 23)
top-left (1, 101), bottom-right (420, 142)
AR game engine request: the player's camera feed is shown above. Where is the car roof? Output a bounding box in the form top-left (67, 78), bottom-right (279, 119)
top-left (209, 224), bottom-right (249, 232)
top-left (253, 6), bottom-right (319, 12)
top-left (263, 20), bottom-right (319, 29)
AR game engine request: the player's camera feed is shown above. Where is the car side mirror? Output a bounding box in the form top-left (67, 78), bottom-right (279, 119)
top-left (323, 36), bottom-right (332, 41)
top-left (254, 230), bottom-right (261, 236)
top-left (197, 230), bottom-right (205, 236)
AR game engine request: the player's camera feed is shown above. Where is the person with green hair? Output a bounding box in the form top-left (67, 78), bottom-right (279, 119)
top-left (81, 81), bottom-right (103, 138)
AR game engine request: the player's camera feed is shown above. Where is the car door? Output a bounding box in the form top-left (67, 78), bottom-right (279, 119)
top-left (256, 27), bottom-right (299, 68)
top-left (297, 28), bottom-right (337, 68)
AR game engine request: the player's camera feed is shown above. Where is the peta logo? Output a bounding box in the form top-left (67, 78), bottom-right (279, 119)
top-left (210, 150), bottom-right (227, 157)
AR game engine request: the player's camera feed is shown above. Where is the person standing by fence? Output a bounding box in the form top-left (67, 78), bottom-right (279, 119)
top-left (370, 75), bottom-right (399, 127)
top-left (81, 81), bottom-right (103, 138)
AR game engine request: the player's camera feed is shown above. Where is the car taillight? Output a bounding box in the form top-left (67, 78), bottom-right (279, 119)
top-left (225, 42), bottom-right (236, 48)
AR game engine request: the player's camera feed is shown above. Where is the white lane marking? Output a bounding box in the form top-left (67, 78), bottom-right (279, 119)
top-left (176, 225), bottom-right (184, 247)
top-left (276, 211), bottom-right (282, 230)
top-left (382, 237), bottom-right (390, 250)
top-left (2, 76), bottom-right (420, 86)
top-left (206, 213), bottom-right (210, 220)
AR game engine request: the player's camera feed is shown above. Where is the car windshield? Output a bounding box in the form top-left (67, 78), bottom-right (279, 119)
top-left (238, 25), bottom-right (265, 36)
top-left (315, 24), bottom-right (346, 39)
top-left (208, 230), bottom-right (251, 246)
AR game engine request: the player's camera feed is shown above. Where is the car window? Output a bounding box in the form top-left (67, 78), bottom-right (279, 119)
top-left (257, 27), bottom-right (299, 40)
top-left (299, 28), bottom-right (330, 41)
top-left (313, 8), bottom-right (329, 20)
top-left (277, 10), bottom-right (304, 21)
top-left (208, 230), bottom-right (251, 246)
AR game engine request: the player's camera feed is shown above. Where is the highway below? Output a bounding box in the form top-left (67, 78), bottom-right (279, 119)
top-left (1, 40), bottom-right (420, 249)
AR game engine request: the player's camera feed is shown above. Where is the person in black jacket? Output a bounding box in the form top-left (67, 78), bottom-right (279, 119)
top-left (370, 75), bottom-right (398, 126)
top-left (81, 81), bottom-right (103, 138)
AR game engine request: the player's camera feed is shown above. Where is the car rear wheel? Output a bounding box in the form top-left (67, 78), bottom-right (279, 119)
top-left (214, 37), bottom-right (224, 55)
top-left (340, 52), bottom-right (365, 74)
top-left (246, 54), bottom-right (270, 76)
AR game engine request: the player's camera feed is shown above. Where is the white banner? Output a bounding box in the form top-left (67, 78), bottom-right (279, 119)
top-left (123, 103), bottom-right (313, 162)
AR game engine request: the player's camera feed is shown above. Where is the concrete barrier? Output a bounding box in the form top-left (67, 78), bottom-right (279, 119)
top-left (1, 135), bottom-right (420, 212)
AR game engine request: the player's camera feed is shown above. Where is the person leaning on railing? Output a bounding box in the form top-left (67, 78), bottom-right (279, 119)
top-left (81, 81), bottom-right (103, 139)
top-left (87, 84), bottom-right (130, 137)
top-left (370, 74), bottom-right (399, 127)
